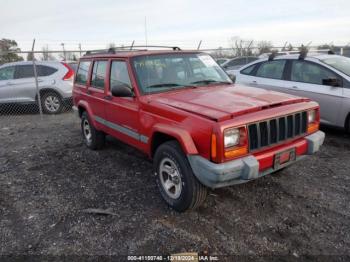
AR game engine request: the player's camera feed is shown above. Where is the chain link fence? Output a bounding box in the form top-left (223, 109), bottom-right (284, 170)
top-left (1, 44), bottom-right (349, 129)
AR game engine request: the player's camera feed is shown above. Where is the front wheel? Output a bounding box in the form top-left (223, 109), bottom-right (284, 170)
top-left (154, 141), bottom-right (207, 212)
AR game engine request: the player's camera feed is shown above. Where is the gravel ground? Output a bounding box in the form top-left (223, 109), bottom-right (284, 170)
top-left (0, 112), bottom-right (349, 261)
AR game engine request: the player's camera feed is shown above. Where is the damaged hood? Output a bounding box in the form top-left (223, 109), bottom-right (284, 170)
top-left (149, 85), bottom-right (309, 122)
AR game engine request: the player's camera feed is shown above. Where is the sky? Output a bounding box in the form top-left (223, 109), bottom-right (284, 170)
top-left (1, 0), bottom-right (349, 52)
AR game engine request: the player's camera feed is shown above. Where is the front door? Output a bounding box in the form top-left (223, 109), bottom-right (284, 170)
top-left (288, 60), bottom-right (343, 126)
top-left (104, 60), bottom-right (142, 149)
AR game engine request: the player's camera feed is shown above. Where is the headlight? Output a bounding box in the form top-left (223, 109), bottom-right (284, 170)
top-left (224, 128), bottom-right (240, 148)
top-left (308, 110), bottom-right (316, 123)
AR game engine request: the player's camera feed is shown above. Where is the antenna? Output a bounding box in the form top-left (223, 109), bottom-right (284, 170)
top-left (144, 16), bottom-right (148, 47)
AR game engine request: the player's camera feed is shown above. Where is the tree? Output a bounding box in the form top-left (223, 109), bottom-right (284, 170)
top-left (229, 36), bottom-right (254, 57)
top-left (41, 45), bottom-right (55, 61)
top-left (257, 41), bottom-right (273, 55)
top-left (0, 38), bottom-right (24, 64)
top-left (27, 52), bottom-right (35, 61)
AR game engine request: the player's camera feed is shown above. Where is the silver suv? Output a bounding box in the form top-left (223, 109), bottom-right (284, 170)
top-left (0, 61), bottom-right (74, 114)
top-left (232, 54), bottom-right (350, 132)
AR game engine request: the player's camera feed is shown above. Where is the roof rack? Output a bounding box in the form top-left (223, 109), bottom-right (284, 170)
top-left (84, 45), bottom-right (182, 56)
top-left (260, 48), bottom-right (335, 60)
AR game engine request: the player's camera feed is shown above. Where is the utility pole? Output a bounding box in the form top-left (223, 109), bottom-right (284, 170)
top-left (61, 43), bottom-right (66, 61)
top-left (78, 43), bottom-right (82, 57)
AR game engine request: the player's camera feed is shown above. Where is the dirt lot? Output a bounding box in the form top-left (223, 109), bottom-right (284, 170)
top-left (0, 112), bottom-right (349, 261)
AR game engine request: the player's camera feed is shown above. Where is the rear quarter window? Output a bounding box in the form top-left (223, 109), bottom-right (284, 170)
top-left (37, 65), bottom-right (57, 76)
top-left (75, 61), bottom-right (91, 85)
top-left (256, 60), bottom-right (286, 80)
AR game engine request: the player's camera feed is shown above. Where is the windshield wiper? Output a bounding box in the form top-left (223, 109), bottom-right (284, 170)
top-left (146, 83), bottom-right (182, 89)
top-left (190, 79), bottom-right (232, 85)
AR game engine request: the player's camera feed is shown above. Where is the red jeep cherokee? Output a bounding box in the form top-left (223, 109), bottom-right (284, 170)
top-left (73, 48), bottom-right (325, 212)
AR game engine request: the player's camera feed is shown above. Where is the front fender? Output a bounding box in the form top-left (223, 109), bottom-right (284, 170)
top-left (151, 123), bottom-right (198, 155)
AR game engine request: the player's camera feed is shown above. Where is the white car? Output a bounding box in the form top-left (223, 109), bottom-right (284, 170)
top-left (231, 53), bottom-right (350, 131)
top-left (221, 56), bottom-right (259, 71)
top-left (0, 61), bottom-right (74, 114)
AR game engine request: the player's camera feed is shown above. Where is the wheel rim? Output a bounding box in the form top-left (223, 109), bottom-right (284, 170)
top-left (44, 95), bottom-right (60, 112)
top-left (159, 157), bottom-right (182, 199)
top-left (83, 119), bottom-right (92, 142)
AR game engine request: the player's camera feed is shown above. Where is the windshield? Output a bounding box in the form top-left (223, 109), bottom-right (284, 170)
top-left (322, 56), bottom-right (350, 77)
top-left (132, 53), bottom-right (232, 94)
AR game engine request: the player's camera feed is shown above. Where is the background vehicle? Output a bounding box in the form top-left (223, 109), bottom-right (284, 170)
top-left (73, 48), bottom-right (324, 212)
top-left (232, 53), bottom-right (350, 131)
top-left (221, 56), bottom-right (258, 71)
top-left (215, 58), bottom-right (229, 65)
top-left (0, 61), bottom-right (74, 114)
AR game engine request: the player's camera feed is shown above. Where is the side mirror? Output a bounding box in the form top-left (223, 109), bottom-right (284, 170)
top-left (111, 83), bottom-right (133, 97)
top-left (322, 78), bottom-right (341, 87)
top-left (228, 74), bottom-right (236, 83)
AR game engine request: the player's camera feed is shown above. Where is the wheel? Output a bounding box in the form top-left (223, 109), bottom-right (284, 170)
top-left (154, 141), bottom-right (207, 212)
top-left (345, 114), bottom-right (350, 133)
top-left (41, 92), bottom-right (63, 114)
top-left (81, 111), bottom-right (105, 150)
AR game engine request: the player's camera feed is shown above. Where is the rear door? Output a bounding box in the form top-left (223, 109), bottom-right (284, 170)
top-left (104, 60), bottom-right (142, 149)
top-left (0, 65), bottom-right (16, 103)
top-left (87, 60), bottom-right (108, 130)
top-left (288, 60), bottom-right (343, 125)
top-left (12, 64), bottom-right (38, 102)
top-left (241, 59), bottom-right (289, 92)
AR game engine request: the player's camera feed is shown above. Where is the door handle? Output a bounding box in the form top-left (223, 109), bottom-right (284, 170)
top-left (6, 82), bottom-right (14, 86)
top-left (291, 86), bottom-right (299, 89)
top-left (87, 90), bottom-right (92, 95)
top-left (104, 95), bottom-right (112, 101)
top-left (252, 80), bottom-right (257, 84)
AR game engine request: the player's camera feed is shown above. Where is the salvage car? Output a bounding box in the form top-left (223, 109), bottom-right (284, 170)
top-left (0, 61), bottom-right (74, 114)
top-left (232, 53), bottom-right (350, 131)
top-left (73, 47), bottom-right (325, 211)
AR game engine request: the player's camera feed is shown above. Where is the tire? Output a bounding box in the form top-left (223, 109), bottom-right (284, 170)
top-left (154, 141), bottom-right (207, 212)
top-left (41, 91), bottom-right (63, 114)
top-left (345, 114), bottom-right (350, 133)
top-left (81, 111), bottom-right (105, 150)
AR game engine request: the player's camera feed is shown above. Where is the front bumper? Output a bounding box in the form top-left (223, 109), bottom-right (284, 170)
top-left (188, 131), bottom-right (325, 189)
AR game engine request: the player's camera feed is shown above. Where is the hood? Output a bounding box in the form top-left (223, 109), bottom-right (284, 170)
top-left (149, 85), bottom-right (309, 122)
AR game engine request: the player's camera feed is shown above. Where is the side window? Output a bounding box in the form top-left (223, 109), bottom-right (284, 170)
top-left (110, 61), bottom-right (131, 88)
top-left (37, 65), bottom-right (57, 77)
top-left (0, 66), bottom-right (15, 80)
top-left (291, 60), bottom-right (338, 85)
top-left (75, 61), bottom-right (91, 85)
top-left (256, 60), bottom-right (286, 79)
top-left (15, 65), bottom-right (34, 79)
top-left (241, 64), bottom-right (258, 75)
top-left (227, 58), bottom-right (244, 67)
top-left (91, 61), bottom-right (107, 89)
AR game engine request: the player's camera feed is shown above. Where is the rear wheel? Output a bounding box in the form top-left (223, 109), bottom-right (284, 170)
top-left (154, 141), bottom-right (207, 212)
top-left (81, 111), bottom-right (105, 150)
top-left (41, 92), bottom-right (62, 114)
